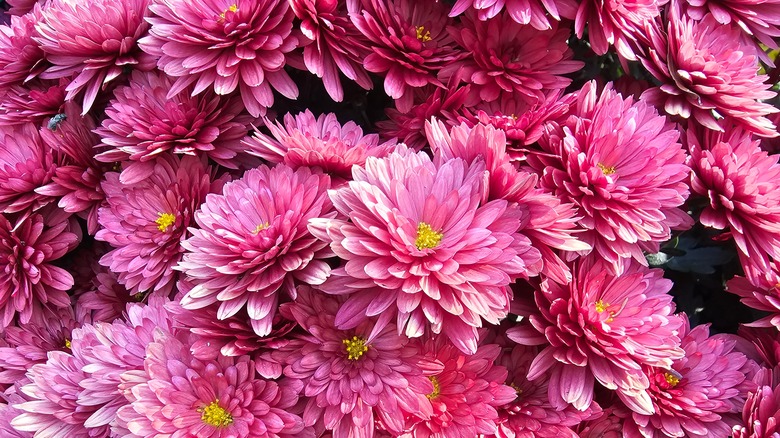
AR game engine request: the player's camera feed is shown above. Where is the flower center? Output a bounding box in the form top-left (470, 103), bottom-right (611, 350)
top-left (597, 163), bottom-right (616, 175)
top-left (415, 222), bottom-right (443, 250)
top-left (415, 26), bottom-right (432, 42)
top-left (663, 372), bottom-right (680, 388)
top-left (343, 336), bottom-right (369, 361)
top-left (64, 339), bottom-right (71, 350)
top-left (155, 213), bottom-right (176, 232)
top-left (253, 222), bottom-right (270, 234)
top-left (595, 300), bottom-right (608, 313)
top-left (427, 376), bottom-right (441, 400)
top-left (201, 400), bottom-right (233, 427)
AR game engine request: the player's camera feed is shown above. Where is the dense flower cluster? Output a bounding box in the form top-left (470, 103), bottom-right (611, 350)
top-left (1, 0), bottom-right (780, 436)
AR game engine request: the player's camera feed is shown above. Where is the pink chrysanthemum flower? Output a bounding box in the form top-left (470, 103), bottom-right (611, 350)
top-left (376, 84), bottom-right (471, 150)
top-left (119, 330), bottom-right (310, 438)
top-left (271, 286), bottom-right (433, 437)
top-left (574, 0), bottom-right (663, 60)
top-left (6, 0), bottom-right (46, 16)
top-left (404, 338), bottom-right (516, 437)
top-left (683, 0), bottom-right (780, 50)
top-left (0, 78), bottom-right (66, 126)
top-left (733, 372), bottom-right (780, 438)
top-left (291, 0), bottom-right (373, 101)
top-left (34, 0), bottom-right (154, 113)
top-left (140, 0), bottom-right (299, 118)
top-left (448, 0), bottom-right (578, 30)
top-left (440, 11), bottom-right (582, 104)
top-left (728, 261), bottom-right (780, 328)
top-left (0, 390), bottom-right (31, 438)
top-left (244, 110), bottom-right (397, 183)
top-left (0, 213), bottom-right (79, 328)
top-left (575, 408), bottom-right (629, 438)
top-left (178, 164), bottom-right (334, 336)
top-left (96, 155), bottom-right (218, 296)
top-left (622, 317), bottom-right (757, 438)
top-left (0, 4), bottom-right (46, 92)
top-left (349, 0), bottom-right (463, 112)
top-left (0, 123), bottom-right (56, 214)
top-left (74, 269), bottom-right (132, 325)
top-left (94, 70), bottom-right (254, 183)
top-left (0, 307), bottom-right (77, 388)
top-left (539, 81), bottom-right (692, 270)
top-left (12, 350), bottom-right (109, 437)
top-left (688, 126), bottom-right (780, 277)
top-left (640, 6), bottom-right (778, 137)
top-left (309, 146), bottom-right (536, 354)
top-left (36, 102), bottom-right (107, 234)
top-left (507, 258), bottom-right (684, 414)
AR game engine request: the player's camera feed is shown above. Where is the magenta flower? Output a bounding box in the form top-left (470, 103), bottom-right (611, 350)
top-left (119, 331), bottom-right (310, 438)
top-left (574, 0), bottom-right (663, 60)
top-left (0, 390), bottom-right (30, 438)
top-left (640, 7), bottom-right (778, 137)
top-left (728, 261), bottom-right (780, 329)
top-left (244, 110), bottom-right (397, 183)
top-left (74, 269), bottom-right (132, 325)
top-left (449, 0), bottom-right (578, 31)
top-left (405, 338), bottom-right (516, 437)
top-left (96, 155), bottom-right (218, 296)
top-left (688, 126), bottom-right (780, 278)
top-left (622, 317), bottom-right (757, 437)
top-left (684, 0), bottom-right (780, 50)
top-left (178, 164), bottom-right (334, 337)
top-left (0, 78), bottom-right (66, 127)
top-left (0, 4), bottom-right (46, 93)
top-left (34, 0), bottom-right (154, 113)
top-left (508, 258), bottom-right (684, 414)
top-left (291, 0), bottom-right (373, 101)
top-left (349, 0), bottom-right (463, 112)
top-left (575, 408), bottom-right (629, 438)
top-left (94, 70), bottom-right (254, 181)
top-left (140, 0), bottom-right (299, 117)
top-left (0, 123), bottom-right (56, 214)
top-left (0, 213), bottom-right (79, 328)
top-left (539, 81), bottom-right (692, 270)
top-left (310, 146), bottom-right (536, 354)
top-left (440, 11), bottom-right (582, 104)
top-left (271, 286), bottom-right (433, 437)
top-left (733, 377), bottom-right (780, 438)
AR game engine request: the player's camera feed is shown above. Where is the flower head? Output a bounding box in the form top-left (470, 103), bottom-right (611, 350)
top-left (449, 0), bottom-right (578, 31)
top-left (574, 0), bottom-right (663, 60)
top-left (0, 123), bottom-right (57, 214)
top-left (0, 5), bottom-right (47, 92)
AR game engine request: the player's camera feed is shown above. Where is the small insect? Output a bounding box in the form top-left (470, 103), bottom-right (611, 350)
top-left (47, 113), bottom-right (67, 131)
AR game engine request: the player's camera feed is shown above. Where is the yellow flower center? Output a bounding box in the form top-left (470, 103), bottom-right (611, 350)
top-left (64, 339), bottom-right (71, 350)
top-left (664, 372), bottom-right (681, 388)
top-left (155, 213), bottom-right (176, 232)
top-left (343, 336), bottom-right (369, 361)
top-left (253, 222), bottom-right (270, 234)
top-left (427, 376), bottom-right (441, 400)
top-left (509, 382), bottom-right (523, 398)
top-left (595, 300), bottom-right (608, 313)
top-left (597, 163), bottom-right (616, 175)
top-left (415, 222), bottom-right (443, 250)
top-left (415, 26), bottom-right (432, 42)
top-left (219, 4), bottom-right (238, 19)
top-left (200, 400), bottom-right (233, 427)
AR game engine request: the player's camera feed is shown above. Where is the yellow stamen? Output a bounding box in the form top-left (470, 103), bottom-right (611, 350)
top-left (343, 336), bottom-right (369, 361)
top-left (664, 372), bottom-right (680, 387)
top-left (427, 376), bottom-right (441, 400)
top-left (253, 222), bottom-right (270, 234)
top-left (200, 400), bottom-right (233, 427)
top-left (595, 300), bottom-right (608, 313)
top-left (155, 213), bottom-right (176, 232)
top-left (597, 163), bottom-right (616, 175)
top-left (509, 382), bottom-right (523, 398)
top-left (64, 339), bottom-right (71, 350)
top-left (219, 3), bottom-right (238, 19)
top-left (415, 25), bottom-right (432, 42)
top-left (415, 222), bottom-right (443, 250)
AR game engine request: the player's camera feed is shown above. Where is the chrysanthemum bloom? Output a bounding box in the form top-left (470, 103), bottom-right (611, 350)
top-left (507, 258), bottom-right (684, 414)
top-left (490, 342), bottom-right (599, 438)
top-left (0, 390), bottom-right (31, 438)
top-left (0, 123), bottom-right (57, 214)
top-left (178, 164), bottom-right (334, 336)
top-left (688, 126), bottom-right (780, 277)
top-left (733, 375), bottom-right (780, 438)
top-left (739, 326), bottom-right (780, 369)
top-left (0, 213), bottom-right (78, 328)
top-left (244, 110), bottom-right (397, 183)
top-left (96, 155), bottom-right (218, 296)
top-left (94, 70), bottom-right (254, 183)
top-left (291, 0), bottom-right (373, 101)
top-left (376, 84), bottom-right (471, 150)
top-left (349, 0), bottom-right (463, 112)
top-left (0, 5), bottom-right (47, 93)
top-left (448, 0), bottom-right (578, 30)
top-left (622, 317), bottom-right (757, 437)
top-left (426, 119), bottom-right (588, 284)
top-left (684, 0), bottom-right (780, 50)
top-left (575, 408), bottom-right (629, 438)
top-left (640, 6), bottom-right (778, 137)
top-left (574, 0), bottom-right (662, 60)
top-left (6, 0), bottom-right (46, 16)
top-left (402, 338), bottom-right (516, 437)
top-left (728, 261), bottom-right (780, 329)
top-left (74, 269), bottom-right (132, 325)
top-left (119, 330), bottom-right (310, 438)
top-left (12, 350), bottom-right (109, 437)
top-left (34, 0), bottom-right (155, 113)
top-left (440, 11), bottom-right (582, 104)
top-left (36, 102), bottom-right (107, 234)
top-left (0, 78), bottom-right (66, 126)
top-left (0, 307), bottom-right (77, 387)
top-left (309, 146), bottom-right (536, 354)
top-left (140, 0), bottom-right (299, 118)
top-left (539, 81), bottom-right (692, 270)
top-left (271, 286), bottom-right (433, 437)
